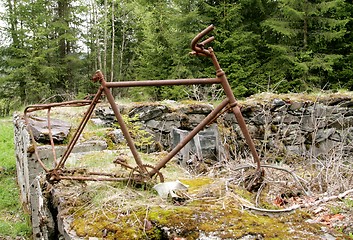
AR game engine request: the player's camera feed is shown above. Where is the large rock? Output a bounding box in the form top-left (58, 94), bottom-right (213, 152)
top-left (129, 104), bottom-right (169, 121)
top-left (28, 116), bottom-right (71, 143)
top-left (172, 124), bottom-right (221, 164)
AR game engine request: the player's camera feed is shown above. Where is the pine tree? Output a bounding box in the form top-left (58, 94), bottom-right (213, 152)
top-left (262, 0), bottom-right (349, 91)
top-left (0, 0), bottom-right (85, 104)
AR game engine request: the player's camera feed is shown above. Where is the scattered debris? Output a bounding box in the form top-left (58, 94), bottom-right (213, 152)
top-left (153, 180), bottom-right (189, 199)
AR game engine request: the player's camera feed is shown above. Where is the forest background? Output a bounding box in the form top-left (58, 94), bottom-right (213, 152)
top-left (0, 0), bottom-right (353, 116)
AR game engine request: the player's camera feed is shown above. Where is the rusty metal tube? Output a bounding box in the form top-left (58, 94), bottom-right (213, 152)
top-left (47, 108), bottom-right (58, 166)
top-left (191, 25), bottom-right (214, 56)
top-left (152, 98), bottom-right (230, 174)
top-left (25, 100), bottom-right (94, 113)
top-left (23, 113), bottom-right (50, 172)
top-left (60, 176), bottom-right (129, 182)
top-left (200, 36), bottom-right (215, 46)
top-left (208, 48), bottom-right (261, 171)
top-left (101, 79), bottom-right (147, 174)
top-left (105, 78), bottom-right (220, 88)
top-left (57, 87), bottom-right (104, 169)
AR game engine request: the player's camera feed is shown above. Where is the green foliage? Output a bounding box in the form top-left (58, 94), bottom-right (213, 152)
top-left (0, 0), bottom-right (86, 105)
top-left (344, 198), bottom-right (353, 208)
top-left (1, 0), bottom-right (353, 105)
top-left (114, 114), bottom-right (154, 151)
top-left (261, 0), bottom-right (350, 91)
top-left (0, 119), bottom-right (31, 238)
top-left (129, 0), bottom-right (211, 101)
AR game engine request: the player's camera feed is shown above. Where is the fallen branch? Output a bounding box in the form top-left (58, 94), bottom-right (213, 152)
top-left (243, 188), bottom-right (353, 215)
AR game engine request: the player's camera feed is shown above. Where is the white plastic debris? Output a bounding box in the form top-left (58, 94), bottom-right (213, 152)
top-left (153, 180), bottom-right (189, 199)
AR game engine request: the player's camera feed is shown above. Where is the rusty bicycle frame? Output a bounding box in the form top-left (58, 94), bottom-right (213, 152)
top-left (24, 25), bottom-right (262, 184)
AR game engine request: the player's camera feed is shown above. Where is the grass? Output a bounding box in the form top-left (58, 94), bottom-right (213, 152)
top-left (0, 118), bottom-right (32, 238)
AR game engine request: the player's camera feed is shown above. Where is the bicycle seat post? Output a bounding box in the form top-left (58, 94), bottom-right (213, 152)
top-left (94, 70), bottom-right (149, 175)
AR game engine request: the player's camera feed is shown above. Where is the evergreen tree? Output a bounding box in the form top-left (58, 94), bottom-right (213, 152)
top-left (130, 0), bottom-right (208, 101)
top-left (327, 1), bottom-right (353, 90)
top-left (1, 0), bottom-right (353, 113)
top-left (198, 0), bottom-right (268, 97)
top-left (0, 0), bottom-right (85, 104)
top-left (262, 0), bottom-right (349, 92)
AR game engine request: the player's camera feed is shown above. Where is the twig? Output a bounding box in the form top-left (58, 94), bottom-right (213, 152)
top-left (143, 206), bottom-right (150, 234)
top-left (243, 204), bottom-right (301, 214)
top-left (255, 183), bottom-right (266, 207)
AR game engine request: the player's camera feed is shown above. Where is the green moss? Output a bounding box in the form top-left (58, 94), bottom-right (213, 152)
top-left (232, 186), bottom-right (255, 202)
top-left (66, 163), bottom-right (327, 239)
top-left (70, 194), bottom-right (323, 239)
top-left (179, 177), bottom-right (213, 193)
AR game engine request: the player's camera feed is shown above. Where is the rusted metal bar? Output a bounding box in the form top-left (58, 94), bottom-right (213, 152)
top-left (151, 98), bottom-right (230, 175)
top-left (60, 175), bottom-right (129, 182)
top-left (56, 87), bottom-right (104, 169)
top-left (88, 172), bottom-right (124, 177)
top-left (25, 100), bottom-right (94, 113)
top-left (47, 107), bottom-right (58, 166)
top-left (208, 47), bottom-right (261, 172)
top-left (200, 36), bottom-right (215, 47)
top-left (114, 159), bottom-right (135, 170)
top-left (96, 70), bottom-right (148, 175)
top-left (191, 25), bottom-right (214, 56)
top-left (23, 113), bottom-right (50, 173)
top-left (105, 78), bottom-right (221, 88)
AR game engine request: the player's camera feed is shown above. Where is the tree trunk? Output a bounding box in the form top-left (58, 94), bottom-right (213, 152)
top-left (103, 0), bottom-right (108, 80)
top-left (90, 0), bottom-right (100, 71)
top-left (7, 0), bottom-right (19, 47)
top-left (93, 1), bottom-right (102, 71)
top-left (58, 0), bottom-right (70, 58)
top-left (118, 31), bottom-right (125, 82)
top-left (303, 0), bottom-right (308, 49)
top-left (110, 0), bottom-right (115, 83)
top-left (303, 17), bottom-right (308, 49)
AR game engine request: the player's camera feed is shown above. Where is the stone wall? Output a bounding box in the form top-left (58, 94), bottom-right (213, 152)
top-left (223, 94), bottom-right (353, 160)
top-left (94, 101), bottom-right (224, 163)
top-left (94, 95), bottom-right (353, 162)
top-left (13, 115), bottom-right (107, 239)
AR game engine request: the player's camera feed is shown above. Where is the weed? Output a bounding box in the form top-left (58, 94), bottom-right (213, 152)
top-left (344, 198), bottom-right (353, 208)
top-left (329, 205), bottom-right (343, 214)
top-left (114, 114), bottom-right (154, 152)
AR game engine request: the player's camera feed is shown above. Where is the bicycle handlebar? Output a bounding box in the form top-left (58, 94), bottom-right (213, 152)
top-left (191, 25), bottom-right (215, 56)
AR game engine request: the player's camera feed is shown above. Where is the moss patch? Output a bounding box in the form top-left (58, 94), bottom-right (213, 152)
top-left (70, 195), bottom-right (323, 239)
top-left (66, 177), bottom-right (328, 239)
